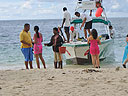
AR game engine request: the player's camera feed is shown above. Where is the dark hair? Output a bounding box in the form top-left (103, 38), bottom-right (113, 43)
top-left (63, 7), bottom-right (67, 11)
top-left (109, 25), bottom-right (113, 29)
top-left (127, 35), bottom-right (128, 37)
top-left (53, 27), bottom-right (59, 33)
top-left (24, 23), bottom-right (30, 27)
top-left (34, 26), bottom-right (40, 38)
top-left (75, 12), bottom-right (80, 15)
top-left (96, 1), bottom-right (101, 4)
top-left (91, 29), bottom-right (98, 40)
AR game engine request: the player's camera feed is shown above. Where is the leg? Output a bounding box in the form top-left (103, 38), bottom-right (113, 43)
top-left (54, 62), bottom-right (57, 69)
top-left (29, 48), bottom-right (33, 69)
top-left (91, 55), bottom-right (96, 68)
top-left (59, 61), bottom-right (63, 69)
top-left (21, 48), bottom-right (30, 69)
top-left (29, 61), bottom-right (33, 69)
top-left (96, 55), bottom-right (100, 68)
top-left (67, 32), bottom-right (70, 43)
top-left (35, 54), bottom-right (40, 69)
top-left (84, 29), bottom-right (87, 39)
top-left (58, 53), bottom-right (63, 69)
top-left (124, 59), bottom-right (128, 65)
top-left (87, 29), bottom-right (91, 36)
top-left (64, 27), bottom-right (70, 42)
top-left (54, 52), bottom-right (58, 69)
top-left (39, 54), bottom-right (46, 69)
top-left (123, 54), bottom-right (128, 68)
top-left (25, 61), bottom-right (29, 69)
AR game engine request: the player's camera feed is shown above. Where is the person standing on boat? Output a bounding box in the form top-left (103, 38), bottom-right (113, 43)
top-left (95, 1), bottom-right (103, 17)
top-left (88, 29), bottom-right (101, 68)
top-left (122, 35), bottom-right (128, 68)
top-left (75, 11), bottom-right (92, 39)
top-left (33, 26), bottom-right (46, 69)
top-left (44, 27), bottom-right (64, 69)
top-left (61, 7), bottom-right (71, 43)
top-left (20, 23), bottom-right (33, 69)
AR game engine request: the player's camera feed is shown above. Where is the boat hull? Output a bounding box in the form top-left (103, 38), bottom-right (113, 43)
top-left (63, 39), bottom-right (113, 65)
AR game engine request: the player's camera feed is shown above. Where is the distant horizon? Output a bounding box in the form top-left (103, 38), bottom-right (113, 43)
top-left (0, 17), bottom-right (127, 21)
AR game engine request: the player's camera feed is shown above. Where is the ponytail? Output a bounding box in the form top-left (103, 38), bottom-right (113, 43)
top-left (34, 26), bottom-right (40, 38)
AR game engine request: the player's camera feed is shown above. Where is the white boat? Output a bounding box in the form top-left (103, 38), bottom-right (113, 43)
top-left (63, 0), bottom-right (114, 65)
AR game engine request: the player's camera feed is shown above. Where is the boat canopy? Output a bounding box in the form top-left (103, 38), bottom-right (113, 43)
top-left (71, 18), bottom-right (111, 25)
top-left (76, 1), bottom-right (97, 10)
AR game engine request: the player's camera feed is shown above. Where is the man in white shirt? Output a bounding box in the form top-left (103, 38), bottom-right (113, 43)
top-left (75, 12), bottom-right (92, 39)
top-left (109, 25), bottom-right (115, 39)
top-left (61, 7), bottom-right (71, 43)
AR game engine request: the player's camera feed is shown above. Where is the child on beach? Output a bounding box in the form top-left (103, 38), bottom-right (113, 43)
top-left (44, 27), bottom-right (64, 69)
top-left (122, 35), bottom-right (128, 68)
top-left (33, 26), bottom-right (46, 69)
top-left (88, 29), bottom-right (101, 68)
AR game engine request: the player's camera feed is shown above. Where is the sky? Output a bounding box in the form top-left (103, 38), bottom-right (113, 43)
top-left (0, 0), bottom-right (128, 20)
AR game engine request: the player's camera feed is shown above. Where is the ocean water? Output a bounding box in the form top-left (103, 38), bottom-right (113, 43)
top-left (0, 18), bottom-right (127, 70)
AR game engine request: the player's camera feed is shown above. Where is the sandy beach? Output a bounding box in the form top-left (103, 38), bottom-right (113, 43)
top-left (0, 67), bottom-right (128, 96)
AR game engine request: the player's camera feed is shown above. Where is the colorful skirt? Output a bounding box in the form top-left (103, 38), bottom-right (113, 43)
top-left (34, 44), bottom-right (42, 55)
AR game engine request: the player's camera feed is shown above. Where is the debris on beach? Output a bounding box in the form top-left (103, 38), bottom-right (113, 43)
top-left (115, 67), bottom-right (120, 71)
top-left (82, 69), bottom-right (102, 73)
top-left (62, 72), bottom-right (66, 74)
top-left (47, 76), bottom-right (55, 81)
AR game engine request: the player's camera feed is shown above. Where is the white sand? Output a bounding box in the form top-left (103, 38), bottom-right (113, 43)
top-left (0, 68), bottom-right (128, 96)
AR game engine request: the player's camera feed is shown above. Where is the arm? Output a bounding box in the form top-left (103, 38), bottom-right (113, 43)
top-left (80, 18), bottom-right (86, 30)
top-left (61, 18), bottom-right (66, 28)
top-left (45, 36), bottom-right (53, 46)
top-left (126, 37), bottom-right (128, 42)
top-left (62, 12), bottom-right (66, 28)
top-left (20, 32), bottom-right (31, 46)
top-left (33, 34), bottom-right (37, 44)
top-left (40, 33), bottom-right (43, 42)
top-left (56, 36), bottom-right (64, 47)
top-left (87, 37), bottom-right (90, 44)
top-left (90, 10), bottom-right (92, 16)
top-left (59, 28), bottom-right (66, 41)
top-left (21, 40), bottom-right (31, 46)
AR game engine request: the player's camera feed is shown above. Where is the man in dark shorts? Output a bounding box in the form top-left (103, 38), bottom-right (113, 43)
top-left (75, 12), bottom-right (92, 39)
top-left (61, 7), bottom-right (71, 43)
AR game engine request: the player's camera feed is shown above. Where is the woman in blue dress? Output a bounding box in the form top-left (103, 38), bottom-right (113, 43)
top-left (122, 35), bottom-right (128, 68)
